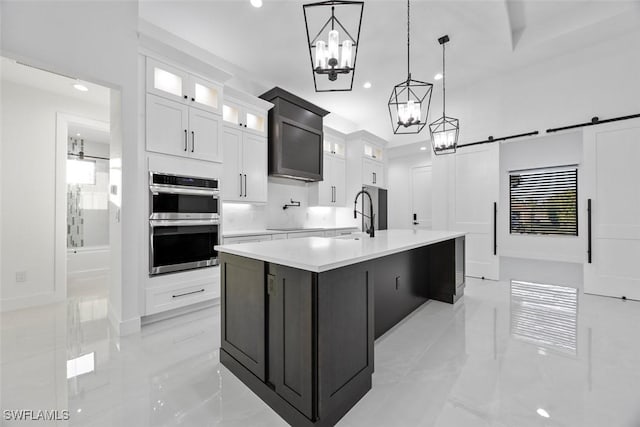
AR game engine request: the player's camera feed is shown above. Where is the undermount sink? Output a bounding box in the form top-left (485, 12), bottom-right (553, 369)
top-left (333, 232), bottom-right (368, 240)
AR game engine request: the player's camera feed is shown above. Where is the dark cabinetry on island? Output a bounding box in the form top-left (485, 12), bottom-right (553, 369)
top-left (220, 235), bottom-right (464, 426)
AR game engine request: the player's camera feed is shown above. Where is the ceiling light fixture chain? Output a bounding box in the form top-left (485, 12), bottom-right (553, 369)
top-left (442, 36), bottom-right (445, 118)
top-left (429, 34), bottom-right (459, 154)
top-left (387, 0), bottom-right (433, 134)
top-left (406, 0), bottom-right (410, 82)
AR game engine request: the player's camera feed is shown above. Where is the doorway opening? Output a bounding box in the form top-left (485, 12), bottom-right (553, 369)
top-left (65, 120), bottom-right (111, 299)
top-left (0, 55), bottom-right (112, 310)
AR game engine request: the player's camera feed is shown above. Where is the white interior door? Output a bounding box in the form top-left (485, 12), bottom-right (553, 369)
top-left (411, 166), bottom-right (432, 229)
top-left (452, 144), bottom-right (500, 280)
top-left (584, 120), bottom-right (640, 300)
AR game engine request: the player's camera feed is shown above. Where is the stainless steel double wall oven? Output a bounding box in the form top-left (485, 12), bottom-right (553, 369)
top-left (149, 172), bottom-right (220, 275)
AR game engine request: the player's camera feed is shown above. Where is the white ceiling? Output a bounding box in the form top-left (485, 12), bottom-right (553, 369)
top-left (148, 1), bottom-right (639, 145)
top-left (68, 123), bottom-right (111, 145)
top-left (0, 57), bottom-right (111, 107)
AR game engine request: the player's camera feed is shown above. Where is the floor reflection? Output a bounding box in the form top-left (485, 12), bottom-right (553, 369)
top-left (2, 274), bottom-right (640, 426)
top-left (510, 280), bottom-right (578, 355)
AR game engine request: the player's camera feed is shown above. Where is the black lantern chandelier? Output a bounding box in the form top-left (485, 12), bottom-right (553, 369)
top-left (388, 0), bottom-right (433, 135)
top-left (429, 35), bottom-right (459, 155)
top-left (303, 0), bottom-right (364, 92)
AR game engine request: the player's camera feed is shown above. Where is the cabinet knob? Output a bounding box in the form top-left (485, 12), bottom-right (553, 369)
top-left (183, 95), bottom-right (188, 99)
top-left (244, 124), bottom-right (247, 128)
top-left (191, 97), bottom-right (195, 102)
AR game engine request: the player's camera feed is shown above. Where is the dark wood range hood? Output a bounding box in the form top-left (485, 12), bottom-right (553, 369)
top-left (260, 87), bottom-right (329, 182)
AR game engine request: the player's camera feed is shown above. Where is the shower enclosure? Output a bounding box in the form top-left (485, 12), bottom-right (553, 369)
top-left (66, 132), bottom-right (110, 280)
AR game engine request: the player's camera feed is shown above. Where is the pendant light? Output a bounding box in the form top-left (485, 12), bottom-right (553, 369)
top-left (429, 35), bottom-right (459, 155)
top-left (303, 0), bottom-right (364, 92)
top-left (388, 0), bottom-right (433, 135)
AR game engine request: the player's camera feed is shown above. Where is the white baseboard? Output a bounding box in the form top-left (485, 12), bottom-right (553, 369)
top-left (141, 298), bottom-right (219, 326)
top-left (108, 302), bottom-right (141, 336)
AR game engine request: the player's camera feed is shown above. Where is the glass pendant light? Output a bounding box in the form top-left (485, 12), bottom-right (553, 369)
top-left (387, 0), bottom-right (433, 135)
top-left (429, 35), bottom-right (459, 155)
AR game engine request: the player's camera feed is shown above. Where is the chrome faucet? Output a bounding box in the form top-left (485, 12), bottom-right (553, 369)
top-left (353, 189), bottom-right (375, 238)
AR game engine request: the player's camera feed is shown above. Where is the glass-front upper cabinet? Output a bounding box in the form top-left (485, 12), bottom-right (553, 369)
top-left (222, 98), bottom-right (267, 136)
top-left (323, 136), bottom-right (345, 157)
top-left (364, 143), bottom-right (383, 161)
top-left (146, 57), bottom-right (222, 115)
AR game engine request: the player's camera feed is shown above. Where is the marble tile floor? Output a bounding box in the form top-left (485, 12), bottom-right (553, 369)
top-left (2, 276), bottom-right (640, 427)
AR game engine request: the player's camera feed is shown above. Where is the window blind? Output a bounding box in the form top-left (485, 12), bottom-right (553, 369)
top-left (509, 167), bottom-right (578, 236)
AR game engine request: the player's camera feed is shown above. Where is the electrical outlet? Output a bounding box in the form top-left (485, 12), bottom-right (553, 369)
top-left (15, 271), bottom-right (27, 283)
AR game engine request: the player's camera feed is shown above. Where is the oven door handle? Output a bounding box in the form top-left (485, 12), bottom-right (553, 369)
top-left (149, 185), bottom-right (220, 197)
top-left (150, 219), bottom-right (220, 227)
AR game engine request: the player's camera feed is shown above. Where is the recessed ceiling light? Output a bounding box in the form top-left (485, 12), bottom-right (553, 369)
top-left (536, 408), bottom-right (550, 418)
top-left (250, 0), bottom-right (262, 8)
top-left (73, 83), bottom-right (88, 92)
top-left (363, 81), bottom-right (372, 89)
top-left (420, 146), bottom-right (427, 151)
top-left (76, 133), bottom-right (81, 137)
top-left (434, 73), bottom-right (443, 81)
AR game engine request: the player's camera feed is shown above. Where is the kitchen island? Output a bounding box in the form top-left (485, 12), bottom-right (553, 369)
top-left (215, 229), bottom-right (465, 426)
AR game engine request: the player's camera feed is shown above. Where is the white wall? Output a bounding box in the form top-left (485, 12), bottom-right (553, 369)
top-left (1, 81), bottom-right (109, 308)
top-left (441, 33), bottom-right (640, 145)
top-left (222, 177), bottom-right (339, 232)
top-left (1, 0), bottom-right (141, 333)
top-left (499, 131), bottom-right (585, 263)
top-left (387, 149), bottom-right (431, 229)
top-left (425, 31), bottom-right (640, 279)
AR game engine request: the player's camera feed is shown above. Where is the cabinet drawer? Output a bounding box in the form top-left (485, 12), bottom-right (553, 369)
top-left (146, 275), bottom-right (219, 315)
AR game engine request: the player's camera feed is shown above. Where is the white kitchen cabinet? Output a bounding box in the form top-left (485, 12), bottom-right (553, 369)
top-left (222, 125), bottom-right (267, 203)
top-left (145, 271), bottom-right (219, 315)
top-left (146, 57), bottom-right (223, 115)
top-left (147, 94), bottom-right (222, 162)
top-left (146, 94), bottom-right (189, 158)
top-left (323, 137), bottom-right (345, 157)
top-left (309, 154), bottom-right (346, 206)
top-left (362, 157), bottom-right (384, 187)
top-left (223, 235), bottom-right (272, 244)
top-left (345, 130), bottom-right (388, 203)
top-left (189, 107), bottom-right (222, 162)
top-left (287, 231), bottom-right (326, 239)
top-left (364, 142), bottom-right (383, 161)
top-left (243, 132), bottom-right (268, 202)
top-left (223, 100), bottom-right (267, 137)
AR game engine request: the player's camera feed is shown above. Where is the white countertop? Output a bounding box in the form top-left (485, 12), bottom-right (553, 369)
top-left (222, 226), bottom-right (358, 238)
top-left (215, 229), bottom-right (465, 272)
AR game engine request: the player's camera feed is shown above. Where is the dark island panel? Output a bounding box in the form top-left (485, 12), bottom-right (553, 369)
top-left (317, 262), bottom-right (374, 425)
top-left (218, 235), bottom-right (465, 427)
top-left (221, 253), bottom-right (267, 381)
top-left (267, 263), bottom-right (315, 419)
